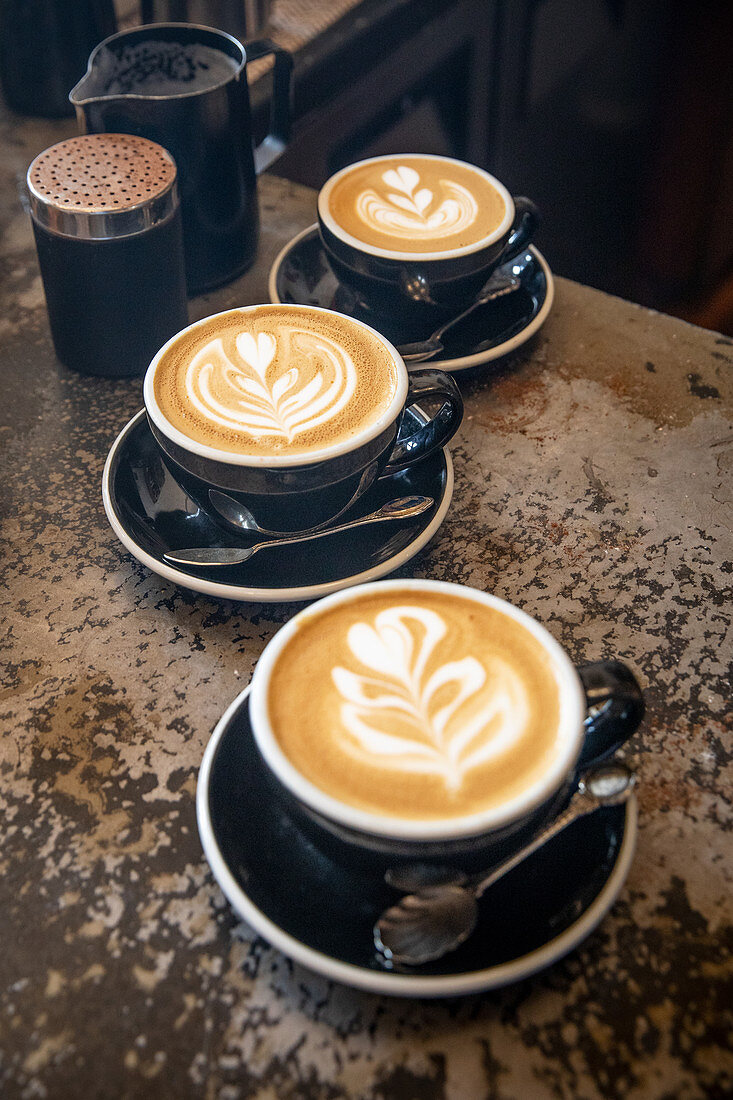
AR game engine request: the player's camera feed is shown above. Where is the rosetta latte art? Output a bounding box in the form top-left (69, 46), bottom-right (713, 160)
top-left (331, 606), bottom-right (530, 793)
top-left (184, 327), bottom-right (357, 442)
top-left (355, 165), bottom-right (478, 242)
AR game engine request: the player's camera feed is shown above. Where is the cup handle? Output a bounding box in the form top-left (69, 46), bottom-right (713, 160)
top-left (244, 39), bottom-right (293, 174)
top-left (383, 368), bottom-right (463, 472)
top-left (501, 196), bottom-right (540, 263)
top-left (576, 661), bottom-right (645, 771)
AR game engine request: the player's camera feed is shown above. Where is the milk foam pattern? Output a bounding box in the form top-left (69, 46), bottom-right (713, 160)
top-left (184, 327), bottom-right (357, 442)
top-left (332, 606), bottom-right (530, 793)
top-left (355, 165), bottom-right (478, 242)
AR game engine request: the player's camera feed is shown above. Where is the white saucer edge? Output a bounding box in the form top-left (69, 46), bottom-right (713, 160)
top-left (102, 409), bottom-right (454, 604)
top-left (196, 684), bottom-right (639, 999)
top-left (267, 225), bottom-right (555, 373)
top-left (267, 222), bottom-right (320, 305)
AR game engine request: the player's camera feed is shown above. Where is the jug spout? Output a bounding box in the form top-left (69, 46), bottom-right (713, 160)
top-left (69, 70), bottom-right (95, 107)
top-left (69, 45), bottom-right (120, 108)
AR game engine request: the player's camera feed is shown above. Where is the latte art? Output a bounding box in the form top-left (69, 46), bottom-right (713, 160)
top-left (322, 155), bottom-right (509, 255)
top-left (266, 588), bottom-right (566, 822)
top-left (356, 165), bottom-right (479, 242)
top-left (150, 305), bottom-right (400, 457)
top-left (332, 606), bottom-right (530, 793)
top-left (184, 327), bottom-right (357, 443)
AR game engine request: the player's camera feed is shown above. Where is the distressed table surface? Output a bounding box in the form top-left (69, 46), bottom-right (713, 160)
top-left (1, 109), bottom-right (731, 1100)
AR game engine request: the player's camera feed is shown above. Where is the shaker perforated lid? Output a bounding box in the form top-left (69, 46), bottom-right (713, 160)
top-left (27, 133), bottom-right (179, 240)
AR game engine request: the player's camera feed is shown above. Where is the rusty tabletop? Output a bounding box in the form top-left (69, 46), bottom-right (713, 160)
top-left (1, 108), bottom-right (731, 1099)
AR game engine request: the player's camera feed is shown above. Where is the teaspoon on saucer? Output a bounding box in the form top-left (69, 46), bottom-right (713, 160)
top-left (373, 761), bottom-right (636, 967)
top-left (163, 494), bottom-right (434, 567)
top-left (397, 273), bottom-right (520, 363)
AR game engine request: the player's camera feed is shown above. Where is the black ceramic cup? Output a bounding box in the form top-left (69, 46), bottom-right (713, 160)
top-left (248, 580), bottom-right (645, 877)
top-left (317, 154), bottom-right (539, 320)
top-left (143, 305), bottom-right (463, 533)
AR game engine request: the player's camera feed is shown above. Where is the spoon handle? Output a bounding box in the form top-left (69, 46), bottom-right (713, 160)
top-left (398, 275), bottom-right (521, 361)
top-left (398, 292), bottom-right (487, 362)
top-left (164, 495), bottom-right (433, 566)
top-left (430, 275), bottom-right (521, 343)
top-left (472, 765), bottom-right (635, 899)
top-left (251, 495), bottom-right (432, 551)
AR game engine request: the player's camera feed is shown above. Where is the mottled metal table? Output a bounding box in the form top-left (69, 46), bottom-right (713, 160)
top-left (1, 111), bottom-right (731, 1099)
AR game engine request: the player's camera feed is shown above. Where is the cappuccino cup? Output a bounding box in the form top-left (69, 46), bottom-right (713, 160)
top-left (249, 580), bottom-right (644, 872)
top-left (317, 154), bottom-right (539, 318)
top-left (143, 304), bottom-right (462, 532)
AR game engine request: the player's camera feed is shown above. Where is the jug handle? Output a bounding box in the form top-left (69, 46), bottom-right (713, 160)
top-left (245, 39), bottom-right (293, 174)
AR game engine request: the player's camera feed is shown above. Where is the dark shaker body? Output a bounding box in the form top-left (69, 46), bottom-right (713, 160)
top-left (27, 134), bottom-right (188, 377)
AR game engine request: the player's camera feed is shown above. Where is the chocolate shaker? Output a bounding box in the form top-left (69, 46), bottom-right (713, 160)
top-left (27, 133), bottom-right (188, 377)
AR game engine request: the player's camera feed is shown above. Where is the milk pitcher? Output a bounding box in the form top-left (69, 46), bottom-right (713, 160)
top-left (70, 23), bottom-right (292, 295)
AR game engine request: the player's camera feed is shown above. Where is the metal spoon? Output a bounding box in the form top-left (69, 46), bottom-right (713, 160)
top-left (162, 494), bottom-right (433, 567)
top-left (209, 487), bottom-right (290, 537)
top-left (397, 273), bottom-right (520, 363)
top-left (373, 761), bottom-right (636, 967)
top-left (208, 464), bottom-right (377, 538)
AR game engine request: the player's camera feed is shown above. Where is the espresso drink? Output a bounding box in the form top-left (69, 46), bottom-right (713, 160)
top-left (266, 588), bottom-right (565, 822)
top-left (322, 155), bottom-right (508, 255)
top-left (151, 305), bottom-right (401, 458)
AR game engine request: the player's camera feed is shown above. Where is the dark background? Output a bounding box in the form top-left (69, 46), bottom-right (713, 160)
top-left (2, 0), bottom-right (731, 333)
top-left (265, 0), bottom-right (733, 336)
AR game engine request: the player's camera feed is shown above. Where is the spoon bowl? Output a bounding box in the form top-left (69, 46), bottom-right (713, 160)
top-left (374, 762), bottom-right (636, 966)
top-left (208, 464), bottom-right (376, 539)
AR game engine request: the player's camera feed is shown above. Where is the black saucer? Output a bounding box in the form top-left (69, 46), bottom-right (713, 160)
top-left (102, 410), bottom-right (453, 603)
top-left (268, 225), bottom-right (554, 372)
top-left (197, 687), bottom-right (637, 997)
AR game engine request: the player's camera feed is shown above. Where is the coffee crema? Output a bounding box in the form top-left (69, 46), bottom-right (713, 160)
top-left (151, 305), bottom-right (400, 457)
top-left (266, 589), bottom-right (564, 822)
top-left (322, 156), bottom-right (508, 254)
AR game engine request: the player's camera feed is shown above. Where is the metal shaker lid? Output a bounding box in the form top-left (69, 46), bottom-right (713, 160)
top-left (27, 133), bottom-right (179, 240)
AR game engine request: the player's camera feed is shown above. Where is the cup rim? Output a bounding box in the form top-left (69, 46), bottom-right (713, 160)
top-left (249, 579), bottom-right (587, 843)
top-left (142, 304), bottom-right (409, 469)
top-left (317, 154), bottom-right (515, 262)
